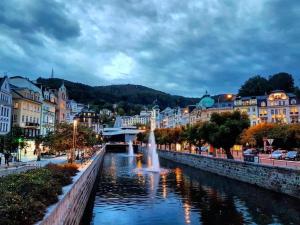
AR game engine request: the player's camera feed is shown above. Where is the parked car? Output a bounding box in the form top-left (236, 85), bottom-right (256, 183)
top-left (243, 148), bottom-right (258, 156)
top-left (285, 151), bottom-right (300, 161)
top-left (270, 150), bottom-right (287, 160)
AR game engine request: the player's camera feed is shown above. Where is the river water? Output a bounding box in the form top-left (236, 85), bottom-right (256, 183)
top-left (81, 153), bottom-right (300, 225)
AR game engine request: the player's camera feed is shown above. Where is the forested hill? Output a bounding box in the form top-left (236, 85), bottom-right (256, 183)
top-left (36, 78), bottom-right (199, 113)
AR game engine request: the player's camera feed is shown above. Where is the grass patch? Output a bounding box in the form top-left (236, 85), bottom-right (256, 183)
top-left (0, 163), bottom-right (79, 225)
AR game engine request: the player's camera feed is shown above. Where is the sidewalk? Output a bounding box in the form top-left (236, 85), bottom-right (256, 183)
top-left (0, 155), bottom-right (68, 177)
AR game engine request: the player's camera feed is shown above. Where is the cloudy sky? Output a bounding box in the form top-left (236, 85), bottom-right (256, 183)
top-left (0, 0), bottom-right (299, 97)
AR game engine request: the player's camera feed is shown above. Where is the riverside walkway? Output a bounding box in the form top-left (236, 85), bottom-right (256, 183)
top-left (153, 144), bottom-right (300, 170)
top-left (0, 155), bottom-right (67, 177)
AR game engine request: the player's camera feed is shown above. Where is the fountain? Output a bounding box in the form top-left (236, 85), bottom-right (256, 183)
top-left (128, 140), bottom-right (135, 156)
top-left (147, 109), bottom-right (160, 172)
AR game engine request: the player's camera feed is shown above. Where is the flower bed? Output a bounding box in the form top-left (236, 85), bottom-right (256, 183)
top-left (0, 164), bottom-right (78, 225)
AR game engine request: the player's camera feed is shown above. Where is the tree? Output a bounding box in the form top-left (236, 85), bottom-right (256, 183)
top-left (240, 123), bottom-right (300, 149)
top-left (238, 75), bottom-right (271, 97)
top-left (268, 72), bottom-right (294, 92)
top-left (200, 111), bottom-right (250, 159)
top-left (0, 126), bottom-right (27, 154)
top-left (43, 123), bottom-right (98, 162)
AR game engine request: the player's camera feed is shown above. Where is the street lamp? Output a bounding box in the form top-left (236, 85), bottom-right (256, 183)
top-left (73, 119), bottom-right (78, 162)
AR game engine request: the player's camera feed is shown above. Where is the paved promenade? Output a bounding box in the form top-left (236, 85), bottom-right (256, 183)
top-left (155, 145), bottom-right (300, 170)
top-left (0, 155), bottom-right (67, 177)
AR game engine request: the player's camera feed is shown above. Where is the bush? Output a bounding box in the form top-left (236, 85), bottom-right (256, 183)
top-left (0, 163), bottom-right (78, 225)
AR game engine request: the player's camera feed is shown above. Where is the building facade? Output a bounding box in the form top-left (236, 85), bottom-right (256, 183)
top-left (0, 77), bottom-right (12, 135)
top-left (66, 100), bottom-right (85, 123)
top-left (54, 83), bottom-right (67, 123)
top-left (74, 108), bottom-right (101, 133)
top-left (41, 88), bottom-right (56, 136)
top-left (10, 76), bottom-right (43, 138)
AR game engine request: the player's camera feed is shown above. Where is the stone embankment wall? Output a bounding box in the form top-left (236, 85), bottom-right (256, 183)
top-left (38, 147), bottom-right (105, 225)
top-left (157, 150), bottom-right (300, 199)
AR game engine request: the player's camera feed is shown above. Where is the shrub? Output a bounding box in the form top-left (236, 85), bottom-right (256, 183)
top-left (0, 163), bottom-right (79, 225)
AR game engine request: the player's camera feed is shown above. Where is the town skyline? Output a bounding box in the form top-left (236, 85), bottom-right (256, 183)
top-left (1, 0), bottom-right (300, 97)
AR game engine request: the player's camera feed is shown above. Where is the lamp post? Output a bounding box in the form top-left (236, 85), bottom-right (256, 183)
top-left (73, 119), bottom-right (78, 162)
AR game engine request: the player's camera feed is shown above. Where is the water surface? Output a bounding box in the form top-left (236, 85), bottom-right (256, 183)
top-left (81, 153), bottom-right (300, 225)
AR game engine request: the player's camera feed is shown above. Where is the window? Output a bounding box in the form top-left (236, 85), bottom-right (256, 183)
top-left (291, 99), bottom-right (297, 105)
top-left (22, 115), bottom-right (25, 122)
top-left (271, 109), bottom-right (274, 115)
top-left (26, 116), bottom-right (28, 122)
top-left (283, 109), bottom-right (286, 115)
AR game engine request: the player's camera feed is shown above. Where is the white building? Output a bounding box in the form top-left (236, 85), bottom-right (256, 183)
top-left (116, 110), bottom-right (152, 128)
top-left (66, 100), bottom-right (85, 123)
top-left (0, 76), bottom-right (12, 135)
top-left (41, 88), bottom-right (56, 136)
top-left (159, 107), bottom-right (182, 128)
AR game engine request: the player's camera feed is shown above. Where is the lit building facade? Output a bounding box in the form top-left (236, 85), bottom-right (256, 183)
top-left (74, 108), bottom-right (101, 133)
top-left (10, 76), bottom-right (42, 138)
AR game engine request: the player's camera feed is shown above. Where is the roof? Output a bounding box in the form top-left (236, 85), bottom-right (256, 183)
top-left (9, 76), bottom-right (42, 94)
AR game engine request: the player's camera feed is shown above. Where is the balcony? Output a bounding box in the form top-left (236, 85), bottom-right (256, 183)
top-left (25, 122), bottom-right (40, 127)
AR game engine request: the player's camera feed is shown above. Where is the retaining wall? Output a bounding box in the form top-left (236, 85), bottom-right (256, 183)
top-left (38, 147), bottom-right (105, 225)
top-left (157, 150), bottom-right (300, 199)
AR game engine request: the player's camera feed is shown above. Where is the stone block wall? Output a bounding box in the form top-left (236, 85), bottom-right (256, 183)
top-left (158, 150), bottom-right (300, 199)
top-left (38, 148), bottom-right (105, 225)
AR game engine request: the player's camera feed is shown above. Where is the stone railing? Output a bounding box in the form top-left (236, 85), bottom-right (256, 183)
top-left (37, 146), bottom-right (106, 225)
top-left (155, 149), bottom-right (300, 199)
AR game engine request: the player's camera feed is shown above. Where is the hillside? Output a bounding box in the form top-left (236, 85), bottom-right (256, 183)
top-left (36, 78), bottom-right (199, 114)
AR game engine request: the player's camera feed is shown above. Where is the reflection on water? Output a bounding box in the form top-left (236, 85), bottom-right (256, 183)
top-left (81, 153), bottom-right (300, 225)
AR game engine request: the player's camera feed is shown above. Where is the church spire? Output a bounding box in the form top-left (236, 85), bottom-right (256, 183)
top-left (51, 68), bottom-right (54, 78)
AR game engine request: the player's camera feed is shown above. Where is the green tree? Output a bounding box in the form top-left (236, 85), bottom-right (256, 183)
top-left (238, 75), bottom-right (271, 96)
top-left (43, 123), bottom-right (98, 162)
top-left (0, 126), bottom-right (27, 154)
top-left (200, 111), bottom-right (250, 159)
top-left (268, 72), bottom-right (294, 92)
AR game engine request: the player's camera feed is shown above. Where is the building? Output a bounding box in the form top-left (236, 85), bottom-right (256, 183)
top-left (0, 76), bottom-right (12, 135)
top-left (235, 90), bottom-right (300, 125)
top-left (10, 76), bottom-right (43, 138)
top-left (74, 108), bottom-right (101, 133)
top-left (41, 88), bottom-right (56, 136)
top-left (180, 105), bottom-right (196, 126)
top-left (115, 110), bottom-right (152, 128)
top-left (266, 90), bottom-right (299, 124)
top-left (159, 107), bottom-right (182, 128)
top-left (190, 93), bottom-right (235, 125)
top-left (53, 83), bottom-right (67, 123)
top-left (66, 100), bottom-right (85, 123)
top-left (234, 96), bottom-right (262, 126)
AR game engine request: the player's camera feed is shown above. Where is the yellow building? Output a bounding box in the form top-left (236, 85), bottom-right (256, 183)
top-left (10, 77), bottom-right (42, 138)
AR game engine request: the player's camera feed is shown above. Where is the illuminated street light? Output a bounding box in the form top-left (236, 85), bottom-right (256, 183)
top-left (73, 119), bottom-right (78, 162)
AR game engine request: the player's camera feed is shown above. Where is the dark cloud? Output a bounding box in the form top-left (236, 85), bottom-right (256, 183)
top-left (0, 0), bottom-right (299, 97)
top-left (0, 0), bottom-right (80, 42)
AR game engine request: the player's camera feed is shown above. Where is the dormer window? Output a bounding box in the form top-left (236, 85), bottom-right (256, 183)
top-left (261, 101), bottom-right (266, 107)
top-left (291, 99), bottom-right (297, 105)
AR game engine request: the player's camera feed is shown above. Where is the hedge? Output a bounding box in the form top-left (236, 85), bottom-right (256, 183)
top-left (0, 164), bottom-right (78, 225)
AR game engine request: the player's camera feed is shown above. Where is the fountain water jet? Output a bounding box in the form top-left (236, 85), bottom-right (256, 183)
top-left (147, 109), bottom-right (160, 172)
top-left (128, 140), bottom-right (135, 156)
